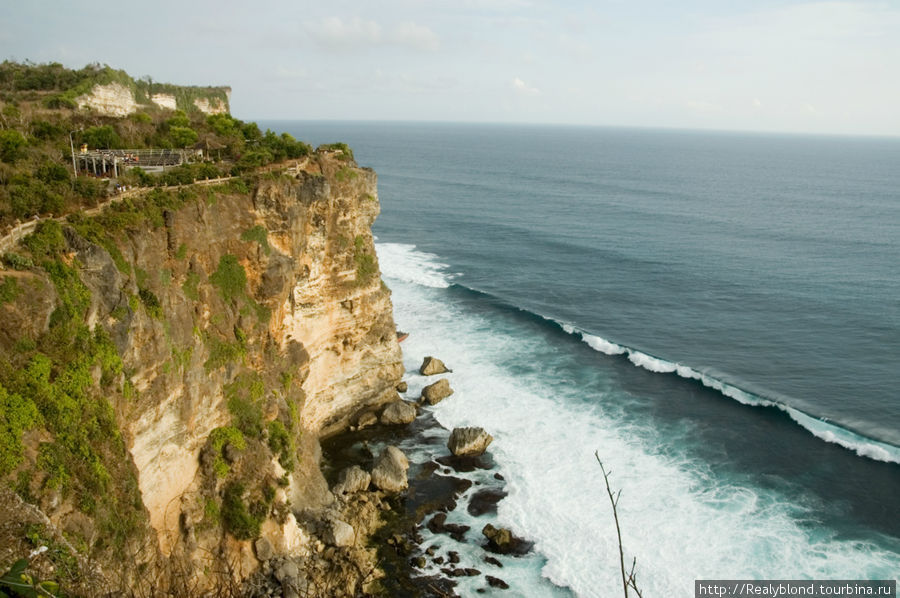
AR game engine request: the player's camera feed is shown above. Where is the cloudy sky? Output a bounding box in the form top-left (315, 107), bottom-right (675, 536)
top-left (3, 0), bottom-right (900, 135)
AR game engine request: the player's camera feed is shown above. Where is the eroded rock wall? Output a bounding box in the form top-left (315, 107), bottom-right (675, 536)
top-left (0, 153), bottom-right (402, 591)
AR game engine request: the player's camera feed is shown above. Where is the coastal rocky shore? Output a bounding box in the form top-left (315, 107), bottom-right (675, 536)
top-left (280, 356), bottom-right (532, 597)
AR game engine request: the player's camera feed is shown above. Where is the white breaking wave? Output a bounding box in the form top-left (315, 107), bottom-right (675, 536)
top-left (383, 259), bottom-right (900, 596)
top-left (568, 328), bottom-right (900, 464)
top-left (376, 242), bottom-right (452, 288)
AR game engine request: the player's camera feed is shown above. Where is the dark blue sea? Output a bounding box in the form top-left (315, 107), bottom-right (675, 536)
top-left (267, 121), bottom-right (900, 595)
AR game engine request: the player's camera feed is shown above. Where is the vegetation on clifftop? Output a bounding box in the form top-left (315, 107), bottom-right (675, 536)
top-left (0, 60), bottom-right (330, 228)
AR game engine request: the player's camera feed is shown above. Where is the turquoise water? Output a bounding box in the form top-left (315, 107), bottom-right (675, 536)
top-left (268, 122), bottom-right (900, 595)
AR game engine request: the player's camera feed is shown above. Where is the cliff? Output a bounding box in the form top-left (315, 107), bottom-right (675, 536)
top-left (0, 152), bottom-right (403, 593)
top-left (76, 82), bottom-right (231, 116)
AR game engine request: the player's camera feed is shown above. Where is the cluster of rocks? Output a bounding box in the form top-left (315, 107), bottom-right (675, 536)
top-left (269, 354), bottom-right (530, 596)
top-left (398, 356), bottom-right (528, 592)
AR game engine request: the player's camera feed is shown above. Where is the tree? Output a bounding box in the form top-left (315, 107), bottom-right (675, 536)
top-left (82, 125), bottom-right (121, 150)
top-left (0, 130), bottom-right (26, 162)
top-left (169, 126), bottom-right (198, 148)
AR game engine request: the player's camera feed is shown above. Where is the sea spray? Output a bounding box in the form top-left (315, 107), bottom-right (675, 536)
top-left (379, 242), bottom-right (900, 596)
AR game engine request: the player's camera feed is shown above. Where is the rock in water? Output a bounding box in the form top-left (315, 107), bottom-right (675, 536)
top-left (396, 381), bottom-right (409, 393)
top-left (421, 378), bottom-right (453, 405)
top-left (482, 524), bottom-right (533, 556)
top-left (380, 400), bottom-right (417, 425)
top-left (371, 446), bottom-right (410, 493)
top-left (448, 427), bottom-right (493, 457)
top-left (419, 356), bottom-right (449, 375)
top-left (331, 465), bottom-right (371, 496)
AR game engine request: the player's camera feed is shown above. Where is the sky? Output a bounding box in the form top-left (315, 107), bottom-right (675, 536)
top-left (3, 0), bottom-right (900, 136)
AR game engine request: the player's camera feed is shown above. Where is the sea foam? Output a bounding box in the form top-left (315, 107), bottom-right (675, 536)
top-left (378, 242), bottom-right (900, 596)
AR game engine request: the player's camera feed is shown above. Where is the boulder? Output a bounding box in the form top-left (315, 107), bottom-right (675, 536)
top-left (371, 446), bottom-right (410, 493)
top-left (482, 524), bottom-right (533, 556)
top-left (419, 356), bottom-right (450, 376)
top-left (324, 518), bottom-right (355, 547)
top-left (447, 427), bottom-right (493, 457)
top-left (354, 411), bottom-right (377, 430)
top-left (486, 575), bottom-right (510, 589)
top-left (331, 466), bottom-right (371, 496)
top-left (421, 378), bottom-right (453, 405)
top-left (254, 537), bottom-right (274, 561)
top-left (380, 400), bottom-right (417, 425)
top-left (467, 488), bottom-right (507, 517)
top-left (396, 381), bottom-right (408, 393)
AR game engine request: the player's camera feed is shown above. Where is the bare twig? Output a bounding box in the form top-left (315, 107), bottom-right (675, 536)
top-left (595, 451), bottom-right (644, 598)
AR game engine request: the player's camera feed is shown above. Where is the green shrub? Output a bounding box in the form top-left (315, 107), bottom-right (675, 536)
top-left (22, 220), bottom-right (66, 260)
top-left (203, 335), bottom-right (246, 371)
top-left (43, 259), bottom-right (91, 331)
top-left (8, 177), bottom-right (65, 218)
top-left (36, 161), bottom-right (70, 184)
top-left (0, 382), bottom-right (41, 476)
top-left (82, 125), bottom-right (121, 150)
top-left (354, 236), bottom-right (377, 285)
top-left (335, 166), bottom-right (358, 182)
top-left (0, 276), bottom-right (19, 305)
top-left (209, 254), bottom-right (246, 303)
top-left (225, 373), bottom-right (265, 437)
top-left (204, 498), bottom-right (220, 523)
top-left (208, 426), bottom-right (245, 477)
top-left (138, 288), bottom-right (162, 318)
top-left (169, 126), bottom-right (198, 148)
top-left (0, 129), bottom-right (27, 162)
top-left (267, 420), bottom-right (295, 472)
top-left (222, 481), bottom-right (261, 540)
top-left (2, 252), bottom-right (34, 270)
top-left (31, 120), bottom-right (64, 140)
top-left (167, 110), bottom-right (190, 128)
top-left (241, 225), bottom-right (269, 254)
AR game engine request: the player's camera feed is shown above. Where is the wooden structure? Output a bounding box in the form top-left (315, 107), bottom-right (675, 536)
top-left (76, 148), bottom-right (186, 177)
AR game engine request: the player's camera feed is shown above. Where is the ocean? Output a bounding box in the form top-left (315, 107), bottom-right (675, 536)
top-left (266, 121), bottom-right (900, 596)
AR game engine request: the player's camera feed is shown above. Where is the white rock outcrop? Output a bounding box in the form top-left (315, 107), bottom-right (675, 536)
top-left (76, 83), bottom-right (138, 117)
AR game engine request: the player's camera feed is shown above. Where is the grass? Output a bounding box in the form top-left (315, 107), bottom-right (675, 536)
top-left (0, 277), bottom-right (19, 305)
top-left (335, 166), bottom-right (358, 182)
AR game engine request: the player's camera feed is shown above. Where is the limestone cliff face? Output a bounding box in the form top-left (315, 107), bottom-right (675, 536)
top-left (75, 82), bottom-right (138, 116)
top-left (150, 93), bottom-right (177, 110)
top-left (193, 95), bottom-right (229, 114)
top-left (0, 152), bottom-right (402, 590)
top-left (76, 83), bottom-right (232, 116)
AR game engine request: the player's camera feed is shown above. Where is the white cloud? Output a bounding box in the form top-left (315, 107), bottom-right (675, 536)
top-left (312, 17), bottom-right (382, 47)
top-left (512, 76), bottom-right (540, 95)
top-left (306, 17), bottom-right (439, 52)
top-left (391, 21), bottom-right (440, 51)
